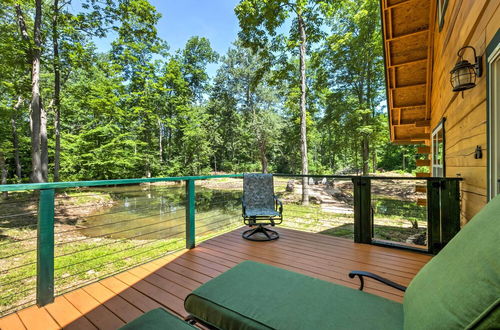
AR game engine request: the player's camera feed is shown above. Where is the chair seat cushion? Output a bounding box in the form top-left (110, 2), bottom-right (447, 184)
top-left (244, 209), bottom-right (280, 217)
top-left (119, 308), bottom-right (196, 330)
top-left (184, 261), bottom-right (404, 330)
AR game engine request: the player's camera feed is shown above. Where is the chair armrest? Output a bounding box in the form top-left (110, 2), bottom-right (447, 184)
top-left (273, 195), bottom-right (283, 213)
top-left (241, 197), bottom-right (247, 216)
top-left (348, 271), bottom-right (407, 292)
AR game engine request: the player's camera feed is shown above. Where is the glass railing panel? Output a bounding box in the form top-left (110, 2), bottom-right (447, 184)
top-left (370, 178), bottom-right (428, 250)
top-left (274, 175), bottom-right (355, 239)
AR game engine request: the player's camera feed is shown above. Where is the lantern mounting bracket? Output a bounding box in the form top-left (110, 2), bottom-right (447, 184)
top-left (457, 46), bottom-right (482, 77)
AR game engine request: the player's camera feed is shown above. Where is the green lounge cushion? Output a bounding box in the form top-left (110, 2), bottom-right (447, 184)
top-left (404, 195), bottom-right (500, 329)
top-left (119, 308), bottom-right (196, 330)
top-left (184, 260), bottom-right (404, 330)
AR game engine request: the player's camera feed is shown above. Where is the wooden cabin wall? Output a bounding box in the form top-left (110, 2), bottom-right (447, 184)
top-left (430, 0), bottom-right (500, 224)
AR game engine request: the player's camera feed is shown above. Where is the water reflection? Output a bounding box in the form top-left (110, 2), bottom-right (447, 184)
top-left (77, 185), bottom-right (242, 240)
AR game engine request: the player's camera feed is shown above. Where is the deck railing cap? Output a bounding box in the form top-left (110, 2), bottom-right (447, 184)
top-left (0, 174), bottom-right (244, 192)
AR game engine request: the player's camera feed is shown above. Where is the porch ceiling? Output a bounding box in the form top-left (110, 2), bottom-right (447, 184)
top-left (381, 0), bottom-right (436, 144)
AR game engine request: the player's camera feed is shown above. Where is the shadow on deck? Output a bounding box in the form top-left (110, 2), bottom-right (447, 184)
top-left (0, 228), bottom-right (431, 330)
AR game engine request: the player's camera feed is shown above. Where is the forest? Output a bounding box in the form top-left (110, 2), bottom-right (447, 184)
top-left (0, 0), bottom-right (418, 184)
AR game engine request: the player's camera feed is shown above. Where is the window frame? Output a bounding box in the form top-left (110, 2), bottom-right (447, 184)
top-left (437, 0), bottom-right (449, 32)
top-left (487, 30), bottom-right (500, 199)
top-left (432, 118), bottom-right (446, 177)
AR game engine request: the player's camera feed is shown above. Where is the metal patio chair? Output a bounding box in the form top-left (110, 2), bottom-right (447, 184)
top-left (241, 173), bottom-right (283, 241)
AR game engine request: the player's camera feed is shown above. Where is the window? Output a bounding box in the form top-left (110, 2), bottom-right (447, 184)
top-left (487, 32), bottom-right (500, 198)
top-left (437, 0), bottom-right (449, 31)
top-left (432, 119), bottom-right (445, 177)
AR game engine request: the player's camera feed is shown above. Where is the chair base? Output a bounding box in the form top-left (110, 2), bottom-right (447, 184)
top-left (242, 224), bottom-right (279, 241)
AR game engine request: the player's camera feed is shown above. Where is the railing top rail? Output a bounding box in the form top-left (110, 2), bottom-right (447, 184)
top-left (273, 173), bottom-right (464, 181)
top-left (0, 174), bottom-right (243, 192)
top-left (0, 172), bottom-right (463, 192)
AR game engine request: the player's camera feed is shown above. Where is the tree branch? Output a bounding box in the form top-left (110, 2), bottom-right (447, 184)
top-left (14, 4), bottom-right (31, 43)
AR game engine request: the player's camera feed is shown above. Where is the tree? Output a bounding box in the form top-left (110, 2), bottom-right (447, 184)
top-left (0, 2), bottom-right (30, 181)
top-left (14, 1), bottom-right (47, 182)
top-left (317, 0), bottom-right (385, 175)
top-left (208, 41), bottom-right (282, 174)
top-left (235, 0), bottom-right (334, 204)
top-left (179, 36), bottom-right (218, 102)
top-left (110, 0), bottom-right (166, 177)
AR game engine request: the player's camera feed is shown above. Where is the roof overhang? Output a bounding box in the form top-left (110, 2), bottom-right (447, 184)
top-left (380, 0), bottom-right (436, 145)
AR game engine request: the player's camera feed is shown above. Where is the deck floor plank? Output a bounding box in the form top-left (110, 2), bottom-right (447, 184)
top-left (0, 313), bottom-right (26, 330)
top-left (62, 316), bottom-right (97, 330)
top-left (1, 228), bottom-right (432, 329)
top-left (101, 279), bottom-right (164, 314)
top-left (215, 231), bottom-right (419, 283)
top-left (200, 235), bottom-right (403, 298)
top-left (229, 228), bottom-right (426, 271)
top-left (83, 283), bottom-right (143, 323)
top-left (16, 305), bottom-right (60, 330)
top-left (82, 305), bottom-right (124, 330)
top-left (44, 297), bottom-right (84, 329)
top-left (63, 289), bottom-right (124, 330)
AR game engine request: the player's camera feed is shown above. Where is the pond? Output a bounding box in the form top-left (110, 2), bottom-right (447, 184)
top-left (77, 185), bottom-right (243, 240)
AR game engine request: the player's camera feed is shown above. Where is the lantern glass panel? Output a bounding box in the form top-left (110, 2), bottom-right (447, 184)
top-left (451, 64), bottom-right (476, 91)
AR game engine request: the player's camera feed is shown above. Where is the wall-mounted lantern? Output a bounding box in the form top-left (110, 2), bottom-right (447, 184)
top-left (450, 46), bottom-right (483, 92)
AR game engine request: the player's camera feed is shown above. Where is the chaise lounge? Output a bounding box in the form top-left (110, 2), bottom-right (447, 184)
top-left (124, 195), bottom-right (500, 329)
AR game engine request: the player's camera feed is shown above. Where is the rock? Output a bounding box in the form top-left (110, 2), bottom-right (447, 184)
top-left (329, 188), bottom-right (353, 204)
top-left (309, 196), bottom-right (321, 204)
top-left (286, 180), bottom-right (295, 192)
top-left (406, 232), bottom-right (427, 246)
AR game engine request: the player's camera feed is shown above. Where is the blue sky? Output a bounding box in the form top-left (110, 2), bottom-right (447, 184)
top-left (91, 0), bottom-right (242, 78)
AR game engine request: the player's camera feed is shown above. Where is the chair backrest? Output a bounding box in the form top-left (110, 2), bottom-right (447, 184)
top-left (403, 195), bottom-right (500, 329)
top-left (243, 173), bottom-right (275, 211)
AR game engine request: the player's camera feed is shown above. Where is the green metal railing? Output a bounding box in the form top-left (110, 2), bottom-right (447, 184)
top-left (0, 174), bottom-right (243, 314)
top-left (0, 173), bottom-right (462, 315)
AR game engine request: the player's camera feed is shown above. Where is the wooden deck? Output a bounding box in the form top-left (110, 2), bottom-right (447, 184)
top-left (0, 228), bottom-right (432, 330)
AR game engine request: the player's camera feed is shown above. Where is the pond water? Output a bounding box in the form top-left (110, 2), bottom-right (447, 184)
top-left (77, 185), bottom-right (242, 240)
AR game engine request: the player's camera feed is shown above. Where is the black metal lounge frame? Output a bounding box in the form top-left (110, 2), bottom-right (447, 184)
top-left (242, 195), bottom-right (283, 241)
top-left (349, 271), bottom-right (407, 292)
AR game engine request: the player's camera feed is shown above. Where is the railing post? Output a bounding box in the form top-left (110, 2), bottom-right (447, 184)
top-left (37, 189), bottom-right (55, 306)
top-left (427, 179), bottom-right (441, 254)
top-left (352, 177), bottom-right (372, 244)
top-left (185, 179), bottom-right (195, 249)
top-left (440, 179), bottom-right (461, 246)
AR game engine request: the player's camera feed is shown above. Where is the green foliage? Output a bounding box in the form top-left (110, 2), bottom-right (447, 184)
top-left (0, 0), bottom-right (415, 184)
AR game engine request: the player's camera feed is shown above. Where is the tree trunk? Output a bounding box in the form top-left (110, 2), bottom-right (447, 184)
top-left (362, 135), bottom-right (369, 175)
top-left (259, 141), bottom-right (268, 174)
top-left (372, 150), bottom-right (376, 172)
top-left (298, 15), bottom-right (309, 205)
top-left (0, 151), bottom-right (7, 198)
top-left (30, 0), bottom-right (44, 183)
top-left (53, 0), bottom-right (61, 182)
top-left (41, 102), bottom-right (48, 182)
top-left (12, 96), bottom-right (23, 179)
top-left (158, 118), bottom-right (163, 163)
